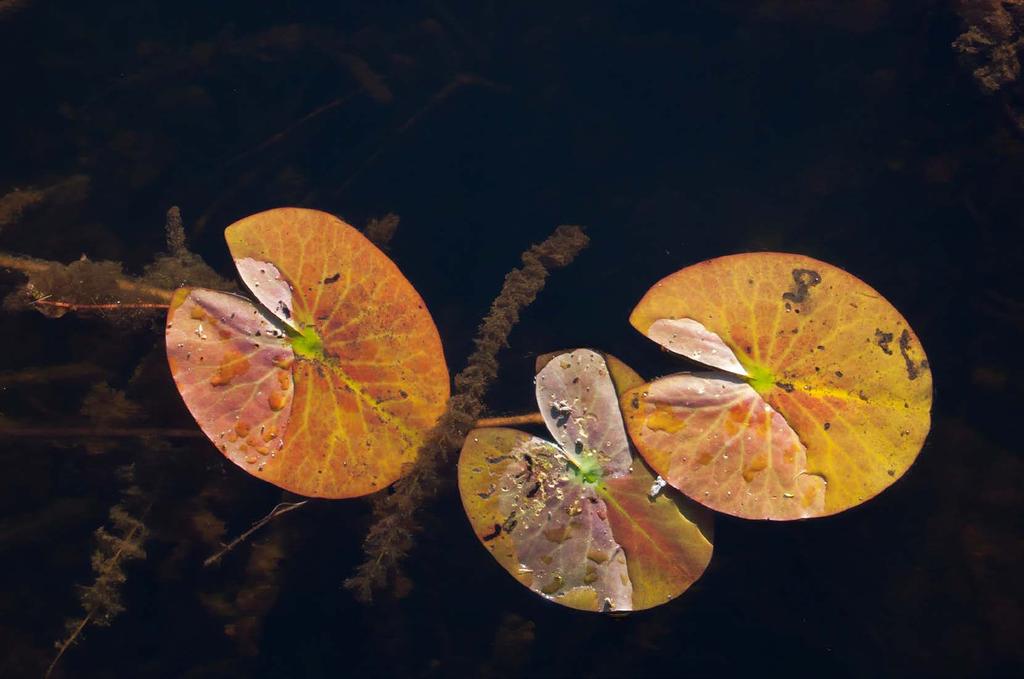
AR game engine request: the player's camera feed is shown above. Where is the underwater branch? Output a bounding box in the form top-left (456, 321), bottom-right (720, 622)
top-left (46, 466), bottom-right (150, 678)
top-left (0, 206), bottom-right (232, 319)
top-left (474, 412), bottom-right (545, 428)
top-left (0, 252), bottom-right (175, 306)
top-left (203, 500), bottom-right (309, 568)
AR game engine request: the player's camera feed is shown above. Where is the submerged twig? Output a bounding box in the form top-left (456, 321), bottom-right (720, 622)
top-left (31, 299), bottom-right (170, 312)
top-left (223, 96), bottom-right (351, 169)
top-left (474, 412), bottom-right (546, 428)
top-left (201, 520), bottom-right (289, 655)
top-left (0, 426), bottom-right (201, 439)
top-left (336, 73), bottom-right (505, 196)
top-left (203, 500), bottom-right (309, 568)
top-left (344, 224), bottom-right (589, 602)
top-left (0, 362), bottom-right (102, 386)
top-left (47, 466), bottom-right (149, 678)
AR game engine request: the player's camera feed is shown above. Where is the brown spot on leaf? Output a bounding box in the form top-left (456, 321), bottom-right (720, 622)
top-left (874, 329), bottom-right (894, 355)
top-left (898, 329), bottom-right (925, 380)
top-left (782, 268), bottom-right (822, 304)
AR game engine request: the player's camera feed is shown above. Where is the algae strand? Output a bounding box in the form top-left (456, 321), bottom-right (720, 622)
top-left (344, 224), bottom-right (589, 602)
top-left (46, 465), bottom-right (150, 678)
top-left (363, 212), bottom-right (400, 249)
top-left (0, 206), bottom-right (231, 320)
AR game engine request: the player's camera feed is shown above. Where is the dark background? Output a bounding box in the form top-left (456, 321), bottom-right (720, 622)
top-left (1, 1), bottom-right (1021, 677)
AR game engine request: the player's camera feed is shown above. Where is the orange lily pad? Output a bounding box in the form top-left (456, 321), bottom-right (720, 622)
top-left (623, 253), bottom-right (932, 519)
top-left (458, 349), bottom-right (713, 612)
top-left (165, 208), bottom-right (449, 499)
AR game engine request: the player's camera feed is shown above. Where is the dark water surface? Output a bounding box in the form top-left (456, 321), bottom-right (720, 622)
top-left (1, 2), bottom-right (1021, 677)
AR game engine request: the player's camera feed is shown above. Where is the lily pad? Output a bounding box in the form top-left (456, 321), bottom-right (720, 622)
top-left (165, 208), bottom-right (449, 499)
top-left (623, 252), bottom-right (932, 519)
top-left (458, 349), bottom-right (714, 612)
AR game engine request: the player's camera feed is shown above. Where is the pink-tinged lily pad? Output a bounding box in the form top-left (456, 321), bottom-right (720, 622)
top-left (458, 349), bottom-right (714, 612)
top-left (624, 373), bottom-right (824, 520)
top-left (623, 252), bottom-right (932, 519)
top-left (166, 208), bottom-right (449, 499)
top-left (166, 288), bottom-right (295, 472)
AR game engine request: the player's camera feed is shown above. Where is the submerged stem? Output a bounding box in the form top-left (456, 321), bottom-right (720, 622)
top-left (0, 426), bottom-right (202, 439)
top-left (474, 412), bottom-right (545, 428)
top-left (45, 611), bottom-right (94, 679)
top-left (0, 252), bottom-right (175, 304)
top-left (203, 500), bottom-right (309, 568)
top-left (31, 299), bottom-right (170, 312)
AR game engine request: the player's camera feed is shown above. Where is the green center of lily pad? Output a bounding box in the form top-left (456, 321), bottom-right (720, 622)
top-left (567, 449), bottom-right (603, 485)
top-left (289, 324), bottom-right (324, 361)
top-left (742, 361), bottom-right (776, 395)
